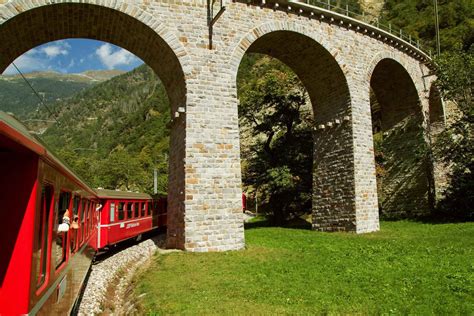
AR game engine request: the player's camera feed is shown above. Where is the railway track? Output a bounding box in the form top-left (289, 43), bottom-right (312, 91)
top-left (76, 232), bottom-right (172, 315)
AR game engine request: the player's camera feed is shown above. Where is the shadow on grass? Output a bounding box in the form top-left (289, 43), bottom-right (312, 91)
top-left (244, 217), bottom-right (312, 230)
top-left (379, 212), bottom-right (473, 225)
top-left (415, 214), bottom-right (473, 225)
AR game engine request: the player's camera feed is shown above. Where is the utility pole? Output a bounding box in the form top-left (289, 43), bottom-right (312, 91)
top-left (255, 189), bottom-right (258, 216)
top-left (433, 0), bottom-right (441, 56)
top-left (153, 168), bottom-right (158, 195)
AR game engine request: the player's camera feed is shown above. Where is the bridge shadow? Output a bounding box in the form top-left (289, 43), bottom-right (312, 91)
top-left (244, 216), bottom-right (312, 230)
top-left (413, 214), bottom-right (473, 225)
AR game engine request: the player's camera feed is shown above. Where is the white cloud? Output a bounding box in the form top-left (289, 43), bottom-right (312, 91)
top-left (2, 41), bottom-right (72, 75)
top-left (2, 40), bottom-right (141, 76)
top-left (2, 52), bottom-right (48, 75)
top-left (41, 42), bottom-right (70, 58)
top-left (95, 43), bottom-right (138, 69)
top-left (68, 59), bottom-right (75, 68)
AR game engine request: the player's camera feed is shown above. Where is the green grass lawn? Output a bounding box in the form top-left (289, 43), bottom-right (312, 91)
top-left (133, 221), bottom-right (474, 315)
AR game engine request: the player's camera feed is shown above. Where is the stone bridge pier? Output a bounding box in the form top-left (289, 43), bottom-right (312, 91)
top-left (0, 0), bottom-right (443, 251)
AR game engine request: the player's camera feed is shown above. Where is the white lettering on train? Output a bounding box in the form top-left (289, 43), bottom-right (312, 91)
top-left (126, 222), bottom-right (140, 229)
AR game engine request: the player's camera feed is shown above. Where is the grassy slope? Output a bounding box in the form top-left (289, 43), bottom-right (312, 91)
top-left (134, 221), bottom-right (473, 315)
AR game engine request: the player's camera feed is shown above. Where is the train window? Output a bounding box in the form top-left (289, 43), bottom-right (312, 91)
top-left (89, 202), bottom-right (93, 234)
top-left (72, 195), bottom-right (80, 223)
top-left (35, 184), bottom-right (54, 290)
top-left (90, 202), bottom-right (93, 234)
top-left (110, 202), bottom-right (115, 222)
top-left (84, 200), bottom-right (89, 238)
top-left (90, 202), bottom-right (94, 234)
top-left (93, 203), bottom-right (97, 228)
top-left (55, 191), bottom-right (71, 270)
top-left (118, 202), bottom-right (125, 221)
top-left (127, 202), bottom-right (133, 219)
top-left (87, 202), bottom-right (91, 235)
top-left (81, 199), bottom-right (86, 243)
top-left (147, 202), bottom-right (152, 216)
top-left (71, 196), bottom-right (81, 253)
top-left (134, 202), bottom-right (139, 218)
top-left (141, 203), bottom-right (146, 217)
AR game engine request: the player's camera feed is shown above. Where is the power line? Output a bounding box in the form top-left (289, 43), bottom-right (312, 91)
top-left (433, 0), bottom-right (441, 56)
top-left (12, 62), bottom-right (61, 126)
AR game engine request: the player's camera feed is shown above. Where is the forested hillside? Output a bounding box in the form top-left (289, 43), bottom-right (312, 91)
top-left (38, 65), bottom-right (170, 194)
top-left (381, 0), bottom-right (473, 51)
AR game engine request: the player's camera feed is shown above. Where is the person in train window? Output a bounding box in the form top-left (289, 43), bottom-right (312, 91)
top-left (71, 215), bottom-right (80, 229)
top-left (58, 209), bottom-right (71, 232)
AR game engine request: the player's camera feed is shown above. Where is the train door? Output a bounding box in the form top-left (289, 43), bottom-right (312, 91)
top-left (0, 146), bottom-right (39, 313)
top-left (151, 201), bottom-right (159, 228)
top-left (33, 183), bottom-right (54, 295)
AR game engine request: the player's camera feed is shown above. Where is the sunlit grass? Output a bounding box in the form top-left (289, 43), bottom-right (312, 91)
top-left (134, 221), bottom-right (474, 315)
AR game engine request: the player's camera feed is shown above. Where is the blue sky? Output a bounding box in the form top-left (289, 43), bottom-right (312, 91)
top-left (3, 39), bottom-right (144, 75)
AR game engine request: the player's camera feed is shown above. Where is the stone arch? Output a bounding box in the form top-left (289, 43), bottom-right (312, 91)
top-left (366, 52), bottom-right (426, 98)
top-left (231, 23), bottom-right (373, 232)
top-left (230, 21), bottom-right (349, 89)
top-left (0, 0), bottom-right (188, 113)
top-left (369, 56), bottom-right (430, 218)
top-left (0, 1), bottom-right (188, 248)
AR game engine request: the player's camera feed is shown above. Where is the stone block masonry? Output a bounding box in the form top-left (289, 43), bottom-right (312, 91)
top-left (0, 0), bottom-right (444, 251)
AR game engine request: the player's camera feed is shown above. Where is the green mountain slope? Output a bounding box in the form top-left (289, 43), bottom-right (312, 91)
top-left (0, 70), bottom-right (124, 118)
top-left (38, 65), bottom-right (170, 194)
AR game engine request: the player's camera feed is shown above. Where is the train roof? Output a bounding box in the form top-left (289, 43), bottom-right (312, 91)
top-left (0, 111), bottom-right (96, 196)
top-left (95, 189), bottom-right (152, 200)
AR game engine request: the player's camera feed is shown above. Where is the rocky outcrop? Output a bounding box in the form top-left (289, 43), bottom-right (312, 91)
top-left (359, 0), bottom-right (384, 18)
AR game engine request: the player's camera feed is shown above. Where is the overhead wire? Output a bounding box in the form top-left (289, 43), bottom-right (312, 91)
top-left (433, 0), bottom-right (441, 56)
top-left (12, 62), bottom-right (61, 126)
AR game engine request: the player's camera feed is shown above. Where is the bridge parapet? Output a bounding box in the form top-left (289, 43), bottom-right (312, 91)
top-left (233, 0), bottom-right (433, 66)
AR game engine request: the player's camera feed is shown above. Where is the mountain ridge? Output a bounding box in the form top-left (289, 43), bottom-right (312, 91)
top-left (1, 69), bottom-right (125, 82)
top-left (0, 69), bottom-right (126, 118)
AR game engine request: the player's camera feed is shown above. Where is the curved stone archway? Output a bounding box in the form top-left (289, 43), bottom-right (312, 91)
top-left (0, 2), bottom-right (188, 112)
top-left (369, 58), bottom-right (430, 218)
top-left (365, 52), bottom-right (425, 97)
top-left (0, 1), bottom-right (190, 249)
top-left (231, 25), bottom-right (379, 233)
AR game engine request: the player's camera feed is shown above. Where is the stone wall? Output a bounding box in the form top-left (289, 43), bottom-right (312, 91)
top-left (0, 0), bottom-right (442, 251)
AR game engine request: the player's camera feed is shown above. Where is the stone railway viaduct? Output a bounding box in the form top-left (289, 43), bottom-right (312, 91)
top-left (0, 0), bottom-right (444, 251)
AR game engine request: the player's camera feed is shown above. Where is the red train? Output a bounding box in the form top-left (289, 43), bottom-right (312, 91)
top-left (95, 189), bottom-right (166, 250)
top-left (0, 112), bottom-right (166, 315)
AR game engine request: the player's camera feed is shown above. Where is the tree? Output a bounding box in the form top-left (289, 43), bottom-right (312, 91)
top-left (238, 56), bottom-right (313, 225)
top-left (96, 146), bottom-right (146, 191)
top-left (381, 0), bottom-right (473, 52)
top-left (433, 47), bottom-right (473, 219)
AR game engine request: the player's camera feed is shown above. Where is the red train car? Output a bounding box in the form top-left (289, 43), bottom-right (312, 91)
top-left (0, 112), bottom-right (168, 314)
top-left (95, 189), bottom-right (167, 250)
top-left (0, 112), bottom-right (99, 315)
